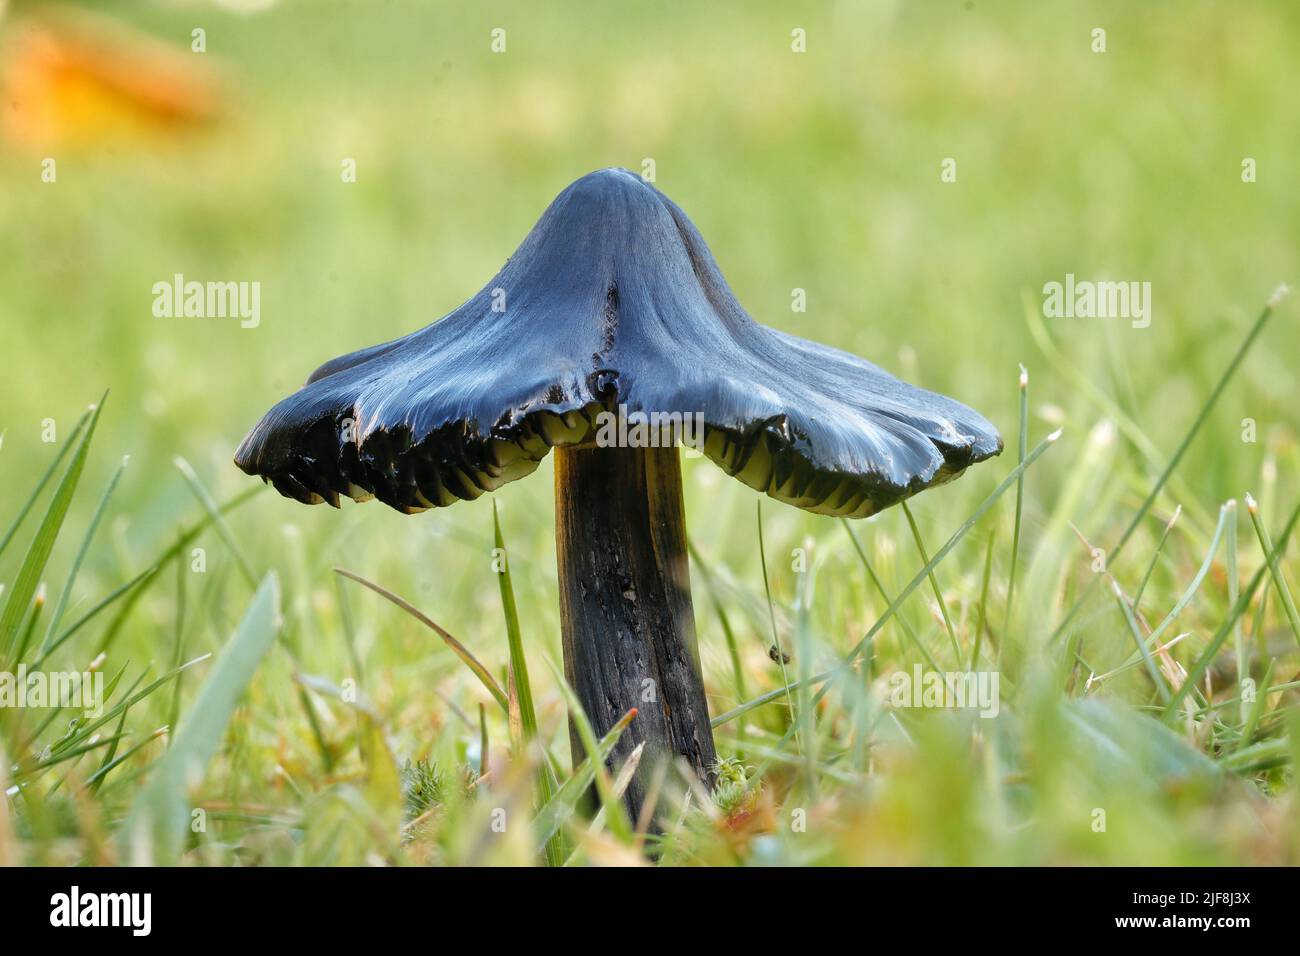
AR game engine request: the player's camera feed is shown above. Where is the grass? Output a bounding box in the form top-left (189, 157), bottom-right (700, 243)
top-left (1, 0), bottom-right (1299, 866)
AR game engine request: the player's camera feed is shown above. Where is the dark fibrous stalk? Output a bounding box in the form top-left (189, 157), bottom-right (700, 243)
top-left (554, 441), bottom-right (716, 820)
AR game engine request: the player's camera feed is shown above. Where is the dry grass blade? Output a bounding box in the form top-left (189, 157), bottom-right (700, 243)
top-left (334, 567), bottom-right (508, 712)
top-left (564, 742), bottom-right (647, 864)
top-left (533, 706), bottom-right (638, 854)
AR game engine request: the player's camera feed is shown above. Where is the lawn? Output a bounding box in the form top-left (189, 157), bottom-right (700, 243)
top-left (1, 0), bottom-right (1298, 865)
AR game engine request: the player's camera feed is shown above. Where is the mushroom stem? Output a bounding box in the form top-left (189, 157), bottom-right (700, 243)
top-left (554, 441), bottom-right (716, 820)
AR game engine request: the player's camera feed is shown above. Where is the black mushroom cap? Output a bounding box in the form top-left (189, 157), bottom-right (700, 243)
top-left (234, 167), bottom-right (1002, 519)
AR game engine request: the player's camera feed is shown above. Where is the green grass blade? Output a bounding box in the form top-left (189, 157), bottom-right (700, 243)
top-left (533, 705), bottom-right (637, 854)
top-left (1133, 505), bottom-right (1181, 610)
top-left (792, 545), bottom-right (818, 797)
top-left (1221, 737), bottom-right (1291, 774)
top-left (36, 568), bottom-right (151, 665)
top-left (9, 585), bottom-right (46, 666)
top-left (841, 520), bottom-right (939, 671)
top-left (0, 396), bottom-right (106, 665)
top-left (1048, 293), bottom-right (1283, 648)
top-left (85, 726), bottom-right (168, 791)
top-left (334, 572), bottom-right (364, 681)
top-left (1245, 493), bottom-right (1300, 649)
top-left (91, 670), bottom-right (148, 793)
top-left (23, 655), bottom-right (207, 766)
top-left (1226, 502), bottom-right (1246, 726)
top-left (688, 541), bottom-right (748, 707)
top-left (713, 428), bottom-right (1060, 728)
top-left (1111, 579), bottom-right (1171, 705)
top-left (902, 500), bottom-right (961, 663)
top-left (298, 685), bottom-right (335, 774)
top-left (545, 659), bottom-right (634, 845)
top-left (973, 529), bottom-right (996, 669)
top-left (1165, 497), bottom-right (1300, 717)
top-left (1252, 584), bottom-right (1270, 669)
top-left (757, 501), bottom-right (799, 742)
top-left (1142, 501), bottom-right (1231, 651)
top-left (0, 408), bottom-right (89, 558)
top-left (174, 456), bottom-right (258, 590)
top-left (123, 572), bottom-right (282, 864)
top-left (1233, 658), bottom-right (1275, 755)
top-left (29, 733), bottom-right (128, 771)
top-left (492, 502), bottom-right (541, 744)
top-left (1004, 364), bottom-right (1028, 629)
top-left (167, 532), bottom-right (188, 744)
top-left (16, 660), bottom-right (127, 759)
top-left (93, 485), bottom-right (264, 658)
top-left (562, 741), bottom-right (645, 864)
top-left (37, 455), bottom-right (128, 659)
top-left (689, 541), bottom-right (750, 761)
top-left (1115, 300), bottom-right (1278, 554)
top-left (491, 502), bottom-right (562, 866)
top-left (1088, 505), bottom-right (1229, 706)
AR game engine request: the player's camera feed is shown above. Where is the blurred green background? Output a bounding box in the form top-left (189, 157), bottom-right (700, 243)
top-left (1, 0), bottom-right (1298, 865)
top-left (5, 0), bottom-right (1298, 543)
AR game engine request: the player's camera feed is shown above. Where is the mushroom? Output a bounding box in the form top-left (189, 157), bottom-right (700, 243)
top-left (234, 168), bottom-right (1002, 817)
